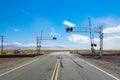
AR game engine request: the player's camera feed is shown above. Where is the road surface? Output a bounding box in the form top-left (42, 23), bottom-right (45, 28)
top-left (0, 52), bottom-right (119, 80)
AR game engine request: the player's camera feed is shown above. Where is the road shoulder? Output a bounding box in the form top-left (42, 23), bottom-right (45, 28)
top-left (73, 54), bottom-right (120, 78)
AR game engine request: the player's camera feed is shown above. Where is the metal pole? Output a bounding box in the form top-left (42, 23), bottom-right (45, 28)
top-left (1, 36), bottom-right (3, 54)
top-left (99, 26), bottom-right (103, 58)
top-left (36, 36), bottom-right (39, 54)
top-left (88, 17), bottom-right (95, 56)
top-left (36, 30), bottom-right (43, 54)
top-left (88, 17), bottom-right (92, 47)
top-left (39, 30), bottom-right (42, 54)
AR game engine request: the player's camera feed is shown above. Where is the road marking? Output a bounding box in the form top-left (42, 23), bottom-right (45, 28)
top-left (55, 60), bottom-right (60, 80)
top-left (51, 59), bottom-right (60, 80)
top-left (0, 58), bottom-right (40, 77)
top-left (79, 59), bottom-right (120, 80)
top-left (51, 60), bottom-right (59, 80)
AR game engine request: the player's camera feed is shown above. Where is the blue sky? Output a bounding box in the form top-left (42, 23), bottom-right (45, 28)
top-left (0, 0), bottom-right (120, 49)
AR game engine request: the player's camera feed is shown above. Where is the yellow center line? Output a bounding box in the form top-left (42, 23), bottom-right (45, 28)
top-left (51, 59), bottom-right (60, 80)
top-left (55, 59), bottom-right (60, 80)
top-left (51, 59), bottom-right (58, 80)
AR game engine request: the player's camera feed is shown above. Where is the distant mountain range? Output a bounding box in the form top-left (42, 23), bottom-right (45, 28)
top-left (0, 44), bottom-right (84, 50)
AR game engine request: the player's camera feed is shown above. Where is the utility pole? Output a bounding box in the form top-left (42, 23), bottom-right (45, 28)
top-left (1, 36), bottom-right (3, 54)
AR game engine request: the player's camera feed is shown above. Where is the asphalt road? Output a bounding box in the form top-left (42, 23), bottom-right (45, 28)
top-left (0, 52), bottom-right (119, 80)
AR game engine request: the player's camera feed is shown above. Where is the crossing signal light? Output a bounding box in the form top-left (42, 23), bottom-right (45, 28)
top-left (91, 44), bottom-right (97, 47)
top-left (94, 44), bottom-right (97, 47)
top-left (53, 37), bottom-right (57, 40)
top-left (66, 28), bottom-right (73, 32)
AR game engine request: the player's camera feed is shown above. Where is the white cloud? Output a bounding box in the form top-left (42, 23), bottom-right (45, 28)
top-left (50, 32), bottom-right (60, 36)
top-left (12, 42), bottom-right (22, 46)
top-left (92, 17), bottom-right (120, 27)
top-left (68, 34), bottom-right (89, 44)
top-left (4, 42), bottom-right (35, 47)
top-left (50, 27), bottom-right (60, 36)
top-left (102, 23), bottom-right (120, 49)
top-left (103, 25), bottom-right (120, 33)
top-left (22, 44), bottom-right (36, 47)
top-left (14, 28), bottom-right (19, 32)
top-left (67, 34), bottom-right (120, 50)
top-left (42, 44), bottom-right (67, 47)
top-left (103, 36), bottom-right (120, 50)
top-left (63, 20), bottom-right (76, 27)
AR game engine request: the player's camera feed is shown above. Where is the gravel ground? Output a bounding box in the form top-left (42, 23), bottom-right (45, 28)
top-left (0, 58), bottom-right (30, 70)
top-left (75, 54), bottom-right (120, 75)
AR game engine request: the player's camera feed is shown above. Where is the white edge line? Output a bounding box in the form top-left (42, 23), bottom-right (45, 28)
top-left (79, 59), bottom-right (120, 80)
top-left (0, 58), bottom-right (40, 77)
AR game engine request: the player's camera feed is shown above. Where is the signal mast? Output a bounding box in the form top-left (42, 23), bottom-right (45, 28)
top-left (66, 18), bottom-right (103, 58)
